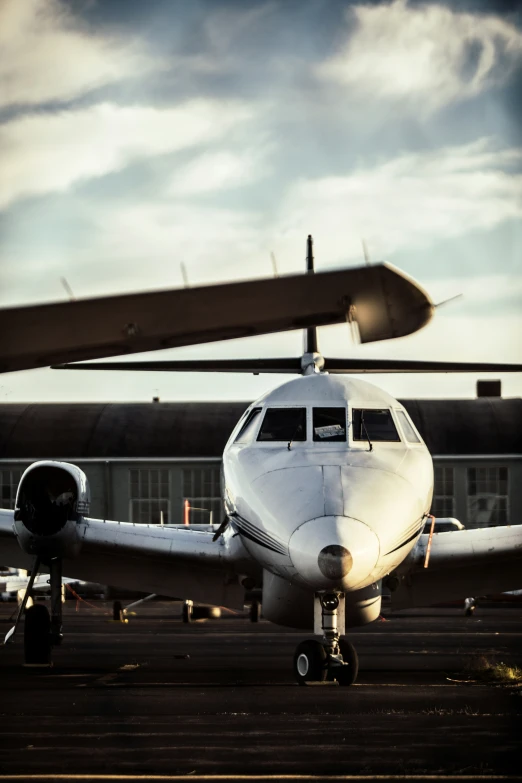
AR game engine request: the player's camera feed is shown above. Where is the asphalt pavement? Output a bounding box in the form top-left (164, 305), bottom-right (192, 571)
top-left (0, 601), bottom-right (521, 781)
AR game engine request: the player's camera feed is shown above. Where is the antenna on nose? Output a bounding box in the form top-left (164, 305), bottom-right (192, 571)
top-left (302, 234), bottom-right (322, 371)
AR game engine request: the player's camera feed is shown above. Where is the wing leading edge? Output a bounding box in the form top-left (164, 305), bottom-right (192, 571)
top-left (0, 510), bottom-right (256, 608)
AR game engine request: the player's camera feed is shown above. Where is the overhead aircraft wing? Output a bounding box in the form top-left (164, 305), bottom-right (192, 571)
top-left (390, 525), bottom-right (522, 609)
top-left (0, 509), bottom-right (256, 609)
top-left (53, 357), bottom-right (522, 374)
top-left (0, 263), bottom-right (433, 373)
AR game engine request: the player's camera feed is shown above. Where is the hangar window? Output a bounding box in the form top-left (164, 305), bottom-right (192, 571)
top-left (467, 466), bottom-right (509, 527)
top-left (257, 407), bottom-right (307, 442)
top-left (130, 469), bottom-right (170, 525)
top-left (0, 468), bottom-right (22, 509)
top-left (183, 467), bottom-right (222, 525)
top-left (431, 466), bottom-right (455, 517)
top-left (313, 408), bottom-right (346, 442)
top-left (396, 411), bottom-right (421, 443)
top-left (352, 409), bottom-right (400, 442)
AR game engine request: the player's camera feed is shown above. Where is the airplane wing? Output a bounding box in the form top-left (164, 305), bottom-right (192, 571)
top-left (389, 525), bottom-right (522, 608)
top-left (1, 574), bottom-right (81, 593)
top-left (0, 263), bottom-right (433, 373)
top-left (0, 509), bottom-right (257, 609)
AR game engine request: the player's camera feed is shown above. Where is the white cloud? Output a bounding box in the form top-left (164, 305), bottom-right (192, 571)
top-left (0, 200), bottom-right (264, 306)
top-left (0, 100), bottom-right (253, 209)
top-left (317, 0), bottom-right (522, 113)
top-left (0, 0), bottom-right (160, 109)
top-left (86, 202), bottom-right (263, 289)
top-left (167, 149), bottom-right (269, 195)
top-left (274, 137), bottom-right (522, 268)
top-left (1, 135), bottom-right (520, 309)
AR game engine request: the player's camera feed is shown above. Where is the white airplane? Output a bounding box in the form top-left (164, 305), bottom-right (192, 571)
top-left (0, 570), bottom-right (79, 604)
top-left (1, 236), bottom-right (521, 680)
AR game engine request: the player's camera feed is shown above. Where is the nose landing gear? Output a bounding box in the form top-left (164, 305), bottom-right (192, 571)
top-left (293, 592), bottom-right (359, 686)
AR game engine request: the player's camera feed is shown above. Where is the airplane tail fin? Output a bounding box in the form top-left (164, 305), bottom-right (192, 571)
top-left (303, 234), bottom-right (319, 356)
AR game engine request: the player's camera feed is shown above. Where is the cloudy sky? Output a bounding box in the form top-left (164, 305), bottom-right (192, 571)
top-left (1, 0), bottom-right (521, 403)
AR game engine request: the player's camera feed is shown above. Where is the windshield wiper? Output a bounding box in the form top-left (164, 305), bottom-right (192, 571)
top-left (288, 424), bottom-right (303, 451)
top-left (361, 412), bottom-right (373, 452)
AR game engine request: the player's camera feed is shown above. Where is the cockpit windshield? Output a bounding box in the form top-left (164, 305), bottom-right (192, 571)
top-left (396, 410), bottom-right (421, 443)
top-left (234, 407), bottom-right (262, 442)
top-left (257, 408), bottom-right (307, 442)
top-left (352, 408), bottom-right (400, 442)
top-left (313, 407), bottom-right (346, 442)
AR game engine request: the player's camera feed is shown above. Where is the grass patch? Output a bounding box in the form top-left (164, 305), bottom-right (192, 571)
top-left (469, 655), bottom-right (522, 684)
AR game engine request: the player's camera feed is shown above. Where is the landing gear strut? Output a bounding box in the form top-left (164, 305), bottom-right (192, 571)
top-left (49, 558), bottom-right (63, 646)
top-left (293, 592), bottom-right (359, 686)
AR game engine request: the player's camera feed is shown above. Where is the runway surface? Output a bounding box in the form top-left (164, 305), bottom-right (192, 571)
top-left (0, 601), bottom-right (521, 781)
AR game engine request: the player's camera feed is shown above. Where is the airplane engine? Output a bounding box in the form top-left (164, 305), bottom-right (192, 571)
top-left (13, 461), bottom-right (89, 561)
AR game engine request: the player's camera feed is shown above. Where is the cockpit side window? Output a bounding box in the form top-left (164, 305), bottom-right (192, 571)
top-left (234, 407), bottom-right (262, 442)
top-left (257, 407), bottom-right (307, 442)
top-left (313, 407), bottom-right (347, 442)
top-left (396, 410), bottom-right (421, 443)
top-left (352, 408), bottom-right (400, 442)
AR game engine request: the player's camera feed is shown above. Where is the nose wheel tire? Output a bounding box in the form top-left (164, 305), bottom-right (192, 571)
top-left (24, 604), bottom-right (52, 665)
top-left (294, 640), bottom-right (328, 685)
top-left (333, 639), bottom-right (359, 686)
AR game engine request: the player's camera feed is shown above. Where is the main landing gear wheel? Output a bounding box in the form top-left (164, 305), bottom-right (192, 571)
top-left (24, 604), bottom-right (52, 665)
top-left (294, 640), bottom-right (328, 685)
top-left (333, 639), bottom-right (359, 686)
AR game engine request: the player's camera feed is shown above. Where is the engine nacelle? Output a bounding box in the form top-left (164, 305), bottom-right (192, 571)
top-left (14, 461), bottom-right (89, 561)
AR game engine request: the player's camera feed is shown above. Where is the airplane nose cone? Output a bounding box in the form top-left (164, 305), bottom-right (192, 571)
top-left (289, 516), bottom-right (379, 591)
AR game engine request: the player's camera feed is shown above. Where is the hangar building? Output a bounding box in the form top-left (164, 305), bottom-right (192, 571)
top-left (0, 396), bottom-right (521, 529)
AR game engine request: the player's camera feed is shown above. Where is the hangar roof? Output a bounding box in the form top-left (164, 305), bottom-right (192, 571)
top-left (0, 399), bottom-right (520, 459)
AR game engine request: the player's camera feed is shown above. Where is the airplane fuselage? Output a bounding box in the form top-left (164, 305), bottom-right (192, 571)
top-left (223, 373), bottom-right (433, 598)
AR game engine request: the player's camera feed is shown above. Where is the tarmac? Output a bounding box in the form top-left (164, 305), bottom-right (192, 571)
top-left (0, 600), bottom-right (521, 782)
